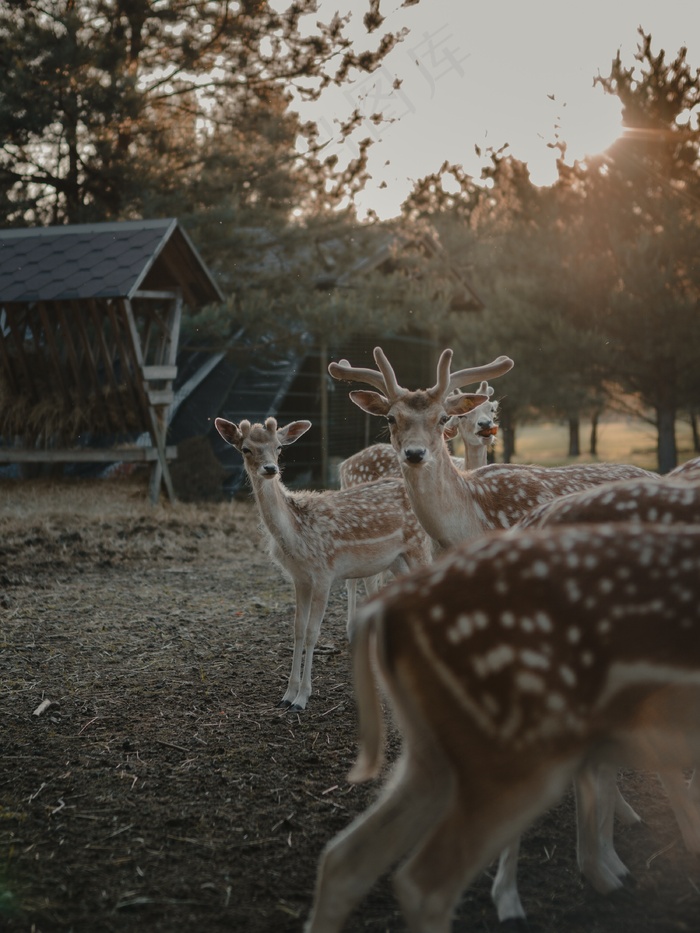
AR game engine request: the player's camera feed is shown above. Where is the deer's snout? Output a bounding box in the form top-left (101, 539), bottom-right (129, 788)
top-left (404, 447), bottom-right (427, 465)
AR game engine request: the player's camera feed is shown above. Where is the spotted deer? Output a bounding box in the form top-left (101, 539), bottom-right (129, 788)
top-left (214, 417), bottom-right (431, 710)
top-left (305, 524), bottom-right (700, 933)
top-left (338, 380), bottom-right (500, 489)
top-left (667, 456), bottom-right (700, 481)
top-left (329, 347), bottom-right (656, 551)
top-left (519, 473), bottom-right (700, 530)
top-left (516, 473), bottom-right (700, 867)
top-left (448, 380), bottom-right (500, 468)
top-left (338, 382), bottom-right (499, 618)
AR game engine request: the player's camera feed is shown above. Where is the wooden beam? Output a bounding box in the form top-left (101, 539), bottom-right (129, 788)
top-left (0, 446), bottom-right (177, 463)
top-left (132, 290), bottom-right (179, 300)
top-left (122, 298), bottom-right (177, 504)
top-left (142, 365), bottom-right (178, 380)
top-left (147, 389), bottom-right (175, 406)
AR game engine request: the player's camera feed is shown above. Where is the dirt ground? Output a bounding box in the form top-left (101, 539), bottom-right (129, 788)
top-left (1, 475), bottom-right (700, 933)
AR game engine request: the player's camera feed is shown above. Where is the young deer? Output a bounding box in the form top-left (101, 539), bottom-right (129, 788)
top-left (329, 347), bottom-right (656, 551)
top-left (448, 380), bottom-right (500, 469)
top-left (305, 523), bottom-right (700, 933)
top-left (214, 416), bottom-right (430, 710)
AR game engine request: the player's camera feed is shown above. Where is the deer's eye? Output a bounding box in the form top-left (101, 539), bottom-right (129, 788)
top-left (241, 447), bottom-right (251, 456)
top-left (276, 445), bottom-right (282, 453)
top-left (386, 415), bottom-right (396, 426)
top-left (439, 414), bottom-right (449, 426)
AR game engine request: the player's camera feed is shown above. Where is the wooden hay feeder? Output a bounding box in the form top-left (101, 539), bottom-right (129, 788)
top-left (0, 219), bottom-right (223, 502)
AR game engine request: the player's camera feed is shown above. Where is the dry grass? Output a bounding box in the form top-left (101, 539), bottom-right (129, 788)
top-left (0, 473), bottom-right (250, 540)
top-left (509, 417), bottom-right (696, 471)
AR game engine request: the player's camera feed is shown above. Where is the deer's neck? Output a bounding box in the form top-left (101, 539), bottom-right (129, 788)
top-left (463, 443), bottom-right (488, 471)
top-left (249, 473), bottom-right (301, 551)
top-left (401, 447), bottom-right (488, 550)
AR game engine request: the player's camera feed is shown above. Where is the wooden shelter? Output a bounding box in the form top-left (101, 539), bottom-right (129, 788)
top-left (0, 219), bottom-right (223, 502)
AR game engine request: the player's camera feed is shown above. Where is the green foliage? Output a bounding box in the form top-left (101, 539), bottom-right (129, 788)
top-left (400, 29), bottom-right (700, 470)
top-left (183, 214), bottom-right (459, 351)
top-left (0, 0), bottom-right (405, 227)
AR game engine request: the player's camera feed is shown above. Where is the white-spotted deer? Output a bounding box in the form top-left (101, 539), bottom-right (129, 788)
top-left (516, 473), bottom-right (700, 869)
top-left (667, 456), bottom-right (700, 481)
top-left (329, 347), bottom-right (656, 551)
top-left (338, 380), bottom-right (500, 489)
top-left (305, 524), bottom-right (700, 933)
top-left (519, 474), bottom-right (700, 530)
top-left (214, 417), bottom-right (430, 709)
top-left (338, 382), bottom-right (499, 618)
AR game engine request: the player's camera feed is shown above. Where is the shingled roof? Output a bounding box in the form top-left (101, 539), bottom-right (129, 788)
top-left (0, 218), bottom-right (223, 307)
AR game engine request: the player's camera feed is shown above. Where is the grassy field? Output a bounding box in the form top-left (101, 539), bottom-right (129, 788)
top-left (506, 416), bottom-right (696, 472)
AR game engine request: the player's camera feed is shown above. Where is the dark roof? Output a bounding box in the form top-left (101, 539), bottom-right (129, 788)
top-left (0, 218), bottom-right (224, 307)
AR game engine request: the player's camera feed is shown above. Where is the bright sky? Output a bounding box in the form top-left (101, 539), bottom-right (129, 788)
top-left (292, 0), bottom-right (699, 219)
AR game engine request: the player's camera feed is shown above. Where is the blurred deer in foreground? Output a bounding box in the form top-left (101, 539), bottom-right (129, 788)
top-left (305, 523), bottom-right (700, 933)
top-left (214, 416), bottom-right (430, 710)
top-left (329, 348), bottom-right (658, 921)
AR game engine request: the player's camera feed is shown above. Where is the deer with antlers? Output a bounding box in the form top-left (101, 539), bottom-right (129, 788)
top-left (214, 416), bottom-right (431, 710)
top-left (338, 381), bottom-right (500, 619)
top-left (305, 523), bottom-right (700, 933)
top-left (338, 380), bottom-right (500, 489)
top-left (329, 347), bottom-right (656, 551)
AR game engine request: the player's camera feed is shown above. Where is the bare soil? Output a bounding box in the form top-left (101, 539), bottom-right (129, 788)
top-left (1, 476), bottom-right (699, 933)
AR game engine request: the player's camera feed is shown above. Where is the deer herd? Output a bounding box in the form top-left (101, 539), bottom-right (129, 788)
top-left (214, 345), bottom-right (700, 933)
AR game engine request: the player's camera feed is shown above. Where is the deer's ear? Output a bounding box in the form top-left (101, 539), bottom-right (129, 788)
top-left (445, 393), bottom-right (488, 417)
top-left (277, 420), bottom-right (312, 446)
top-left (443, 422), bottom-right (459, 440)
top-left (215, 417), bottom-right (243, 449)
top-left (349, 390), bottom-right (392, 416)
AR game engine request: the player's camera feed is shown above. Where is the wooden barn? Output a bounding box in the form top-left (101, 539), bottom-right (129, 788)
top-left (0, 219), bottom-right (223, 502)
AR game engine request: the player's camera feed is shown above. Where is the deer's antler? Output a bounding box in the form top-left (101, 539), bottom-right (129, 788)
top-left (446, 355), bottom-right (514, 394)
top-left (328, 347), bottom-right (514, 401)
top-left (328, 350), bottom-right (404, 400)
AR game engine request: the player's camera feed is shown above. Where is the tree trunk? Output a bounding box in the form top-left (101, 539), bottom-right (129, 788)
top-left (568, 416), bottom-right (580, 457)
top-left (657, 404), bottom-right (678, 474)
top-left (691, 410), bottom-right (700, 453)
top-left (589, 410), bottom-right (601, 456)
top-left (501, 410), bottom-right (516, 463)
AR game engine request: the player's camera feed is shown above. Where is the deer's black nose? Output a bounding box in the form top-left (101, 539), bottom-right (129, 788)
top-left (404, 447), bottom-right (427, 464)
top-left (263, 464), bottom-right (278, 475)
